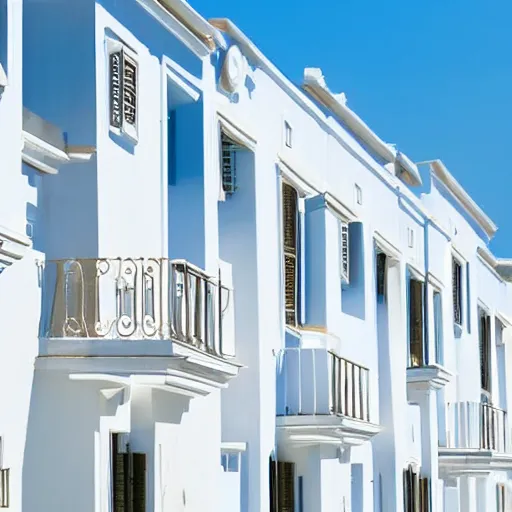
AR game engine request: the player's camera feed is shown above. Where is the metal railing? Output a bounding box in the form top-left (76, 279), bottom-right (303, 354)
top-left (41, 258), bottom-right (235, 358)
top-left (329, 352), bottom-right (370, 422)
top-left (445, 401), bottom-right (508, 452)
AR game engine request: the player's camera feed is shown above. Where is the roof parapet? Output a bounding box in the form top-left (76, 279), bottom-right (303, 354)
top-left (423, 159), bottom-right (497, 240)
top-left (302, 68), bottom-right (422, 187)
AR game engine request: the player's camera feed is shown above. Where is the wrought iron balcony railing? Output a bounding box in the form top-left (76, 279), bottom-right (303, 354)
top-left (40, 258), bottom-right (235, 359)
top-left (445, 401), bottom-right (508, 452)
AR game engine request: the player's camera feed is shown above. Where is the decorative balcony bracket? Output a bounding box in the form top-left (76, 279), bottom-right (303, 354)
top-left (407, 364), bottom-right (453, 396)
top-left (276, 415), bottom-right (382, 449)
top-left (0, 224), bottom-right (31, 271)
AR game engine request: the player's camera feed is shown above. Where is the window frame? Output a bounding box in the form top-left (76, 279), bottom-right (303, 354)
top-left (407, 269), bottom-right (425, 368)
top-left (106, 37), bottom-right (139, 144)
top-left (452, 254), bottom-right (464, 328)
top-left (478, 305), bottom-right (492, 397)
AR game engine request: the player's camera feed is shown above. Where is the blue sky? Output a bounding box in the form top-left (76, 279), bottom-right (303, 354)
top-left (193, 0), bottom-right (512, 255)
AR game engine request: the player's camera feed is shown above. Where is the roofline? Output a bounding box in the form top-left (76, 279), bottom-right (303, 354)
top-left (477, 246), bottom-right (512, 282)
top-left (426, 159), bottom-right (498, 240)
top-left (144, 0), bottom-right (227, 52)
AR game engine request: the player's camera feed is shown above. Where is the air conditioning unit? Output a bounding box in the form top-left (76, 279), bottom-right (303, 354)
top-left (221, 132), bottom-right (238, 195)
top-left (340, 221), bottom-right (350, 284)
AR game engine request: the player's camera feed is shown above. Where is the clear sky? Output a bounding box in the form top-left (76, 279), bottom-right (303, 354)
top-left (192, 0), bottom-right (512, 255)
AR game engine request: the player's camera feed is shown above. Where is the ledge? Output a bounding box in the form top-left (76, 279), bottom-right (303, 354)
top-left (276, 414), bottom-right (381, 448)
top-left (0, 224), bottom-right (31, 270)
top-left (406, 364), bottom-right (453, 391)
top-left (35, 343), bottom-right (242, 398)
top-left (22, 108), bottom-right (95, 175)
top-left (439, 448), bottom-right (512, 475)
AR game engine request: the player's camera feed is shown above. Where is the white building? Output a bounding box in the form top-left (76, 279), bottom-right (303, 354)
top-left (0, 0), bottom-right (511, 511)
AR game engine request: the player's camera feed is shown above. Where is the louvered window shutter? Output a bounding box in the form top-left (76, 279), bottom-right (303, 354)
top-left (340, 221), bottom-right (349, 282)
top-left (376, 253), bottom-right (387, 298)
top-left (452, 259), bottom-right (462, 324)
top-left (111, 433), bottom-right (126, 512)
top-left (132, 453), bottom-right (146, 512)
top-left (409, 279), bottom-right (424, 367)
top-left (221, 132), bottom-right (237, 194)
top-left (277, 462), bottom-right (295, 512)
top-left (419, 477), bottom-right (430, 512)
top-left (269, 457), bottom-right (278, 512)
top-left (479, 314), bottom-right (491, 392)
top-left (282, 183), bottom-right (298, 326)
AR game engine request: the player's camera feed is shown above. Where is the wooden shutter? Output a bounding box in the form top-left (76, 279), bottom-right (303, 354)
top-left (277, 462), bottom-right (295, 512)
top-left (132, 453), bottom-right (146, 512)
top-left (282, 183), bottom-right (298, 326)
top-left (111, 433), bottom-right (126, 512)
top-left (409, 279), bottom-right (424, 367)
top-left (479, 313), bottom-right (491, 392)
top-left (376, 252), bottom-right (387, 298)
top-left (419, 477), bottom-right (430, 512)
top-left (497, 483), bottom-right (505, 512)
top-left (452, 259), bottom-right (462, 324)
top-left (269, 457), bottom-right (277, 512)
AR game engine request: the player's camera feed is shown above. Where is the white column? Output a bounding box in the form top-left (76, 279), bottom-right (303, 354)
top-left (460, 476), bottom-right (477, 512)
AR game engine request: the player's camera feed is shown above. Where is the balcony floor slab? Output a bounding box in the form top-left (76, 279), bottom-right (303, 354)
top-left (439, 448), bottom-right (512, 475)
top-left (276, 414), bottom-right (381, 448)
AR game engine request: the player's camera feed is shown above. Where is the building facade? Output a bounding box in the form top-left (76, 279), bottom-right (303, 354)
top-left (0, 0), bottom-right (510, 511)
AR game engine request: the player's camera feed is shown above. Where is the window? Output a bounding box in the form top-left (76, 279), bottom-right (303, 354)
top-left (220, 131), bottom-right (240, 195)
top-left (108, 42), bottom-right (138, 142)
top-left (282, 182), bottom-right (299, 326)
top-left (407, 228), bottom-right (414, 248)
top-left (111, 433), bottom-right (146, 512)
top-left (433, 291), bottom-right (443, 365)
top-left (478, 308), bottom-right (491, 394)
top-left (355, 184), bottom-right (363, 205)
top-left (497, 483), bottom-right (506, 512)
top-left (221, 452), bottom-right (240, 473)
top-left (403, 466), bottom-right (429, 512)
top-left (408, 277), bottom-right (424, 367)
top-left (340, 220), bottom-right (350, 284)
top-left (284, 121), bottom-right (292, 148)
top-left (452, 258), bottom-right (462, 325)
top-left (270, 458), bottom-right (295, 512)
top-left (376, 252), bottom-right (387, 300)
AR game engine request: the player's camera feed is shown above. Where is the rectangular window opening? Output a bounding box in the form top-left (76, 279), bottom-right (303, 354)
top-left (408, 277), bottom-right (424, 367)
top-left (452, 257), bottom-right (463, 326)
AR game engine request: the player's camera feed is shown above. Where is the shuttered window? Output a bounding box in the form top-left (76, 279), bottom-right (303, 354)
top-left (282, 183), bottom-right (298, 326)
top-left (220, 132), bottom-right (239, 195)
top-left (408, 278), bottom-right (424, 367)
top-left (111, 433), bottom-right (146, 512)
top-left (376, 252), bottom-right (387, 298)
top-left (452, 258), bottom-right (462, 325)
top-left (497, 484), bottom-right (506, 512)
top-left (403, 467), bottom-right (428, 512)
top-left (340, 221), bottom-right (349, 282)
top-left (479, 310), bottom-right (491, 393)
top-left (269, 458), bottom-right (295, 512)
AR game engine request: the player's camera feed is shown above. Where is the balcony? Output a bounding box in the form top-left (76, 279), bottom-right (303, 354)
top-left (38, 258), bottom-right (240, 395)
top-left (439, 402), bottom-right (512, 475)
top-left (276, 348), bottom-right (380, 448)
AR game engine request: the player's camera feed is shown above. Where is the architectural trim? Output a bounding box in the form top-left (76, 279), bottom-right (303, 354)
top-left (217, 110), bottom-right (257, 151)
top-left (439, 448), bottom-right (512, 475)
top-left (429, 160), bottom-right (498, 240)
top-left (0, 224), bottom-right (31, 269)
top-left (135, 0), bottom-right (224, 57)
top-left (324, 192), bottom-right (357, 223)
top-left (220, 442), bottom-right (247, 453)
top-left (427, 271), bottom-right (444, 290)
top-left (476, 246), bottom-right (512, 282)
top-left (277, 155), bottom-right (319, 197)
top-left (276, 414), bottom-right (381, 448)
top-left (374, 231), bottom-right (401, 261)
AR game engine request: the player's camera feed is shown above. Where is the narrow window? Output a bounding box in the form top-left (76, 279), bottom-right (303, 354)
top-left (220, 131), bottom-right (240, 195)
top-left (282, 183), bottom-right (299, 326)
top-left (284, 121), bottom-right (292, 148)
top-left (433, 291), bottom-right (443, 365)
top-left (109, 43), bottom-right (138, 141)
top-left (452, 258), bottom-right (462, 325)
top-left (376, 252), bottom-right (387, 300)
top-left (270, 459), bottom-right (296, 512)
top-left (408, 278), bottom-right (424, 367)
top-left (340, 220), bottom-right (350, 284)
top-left (466, 262), bottom-right (471, 333)
top-left (479, 309), bottom-right (491, 394)
top-left (496, 483), bottom-right (506, 512)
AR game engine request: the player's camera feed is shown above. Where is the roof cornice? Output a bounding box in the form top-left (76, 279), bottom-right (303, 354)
top-left (429, 160), bottom-right (497, 240)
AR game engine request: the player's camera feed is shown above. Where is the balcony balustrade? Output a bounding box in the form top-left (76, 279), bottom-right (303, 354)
top-left (444, 401), bottom-right (508, 453)
top-left (276, 347), bottom-right (378, 447)
top-left (40, 258), bottom-right (235, 359)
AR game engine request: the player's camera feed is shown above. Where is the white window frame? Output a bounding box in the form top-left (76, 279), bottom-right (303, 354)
top-left (106, 37), bottom-right (139, 144)
top-left (284, 121), bottom-right (293, 148)
top-left (452, 251), bottom-right (465, 330)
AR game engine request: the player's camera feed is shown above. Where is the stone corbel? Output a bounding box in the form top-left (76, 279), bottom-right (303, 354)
top-left (0, 223), bottom-right (31, 272)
